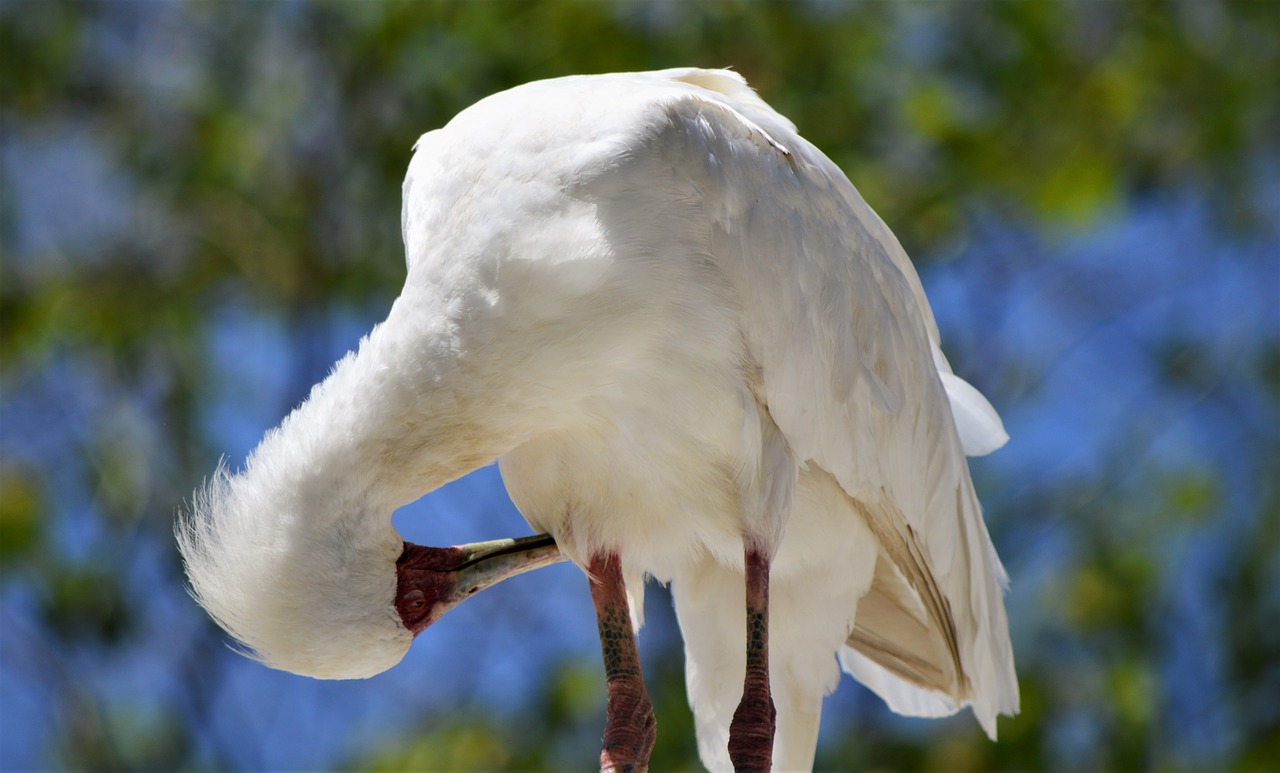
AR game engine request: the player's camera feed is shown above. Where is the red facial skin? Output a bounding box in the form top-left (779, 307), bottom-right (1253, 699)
top-left (393, 534), bottom-right (563, 635)
top-left (394, 542), bottom-right (467, 635)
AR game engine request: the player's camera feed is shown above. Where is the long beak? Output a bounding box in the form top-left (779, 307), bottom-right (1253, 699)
top-left (449, 533), bottom-right (566, 603)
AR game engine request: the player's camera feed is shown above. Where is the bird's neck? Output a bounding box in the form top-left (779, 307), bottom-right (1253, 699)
top-left (257, 289), bottom-right (541, 515)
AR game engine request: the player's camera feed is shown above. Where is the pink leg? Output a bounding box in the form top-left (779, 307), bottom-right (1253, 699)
top-left (728, 545), bottom-right (776, 772)
top-left (588, 552), bottom-right (656, 773)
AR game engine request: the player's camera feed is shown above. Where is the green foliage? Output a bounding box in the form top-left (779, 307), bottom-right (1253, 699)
top-left (0, 463), bottom-right (41, 565)
top-left (357, 656), bottom-right (703, 772)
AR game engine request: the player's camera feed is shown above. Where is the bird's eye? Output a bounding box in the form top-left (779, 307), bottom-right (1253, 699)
top-left (404, 590), bottom-right (426, 610)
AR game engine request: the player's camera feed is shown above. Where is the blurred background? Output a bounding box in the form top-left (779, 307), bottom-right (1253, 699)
top-left (2, 1), bottom-right (1278, 770)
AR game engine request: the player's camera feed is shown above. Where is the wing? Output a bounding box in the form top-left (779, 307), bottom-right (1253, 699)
top-left (649, 70), bottom-right (1018, 737)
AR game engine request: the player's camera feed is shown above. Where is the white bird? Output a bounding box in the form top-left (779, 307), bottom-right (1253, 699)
top-left (178, 68), bottom-right (1018, 772)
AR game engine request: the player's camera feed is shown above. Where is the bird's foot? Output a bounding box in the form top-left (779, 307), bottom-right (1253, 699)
top-left (727, 677), bottom-right (776, 772)
top-left (599, 681), bottom-right (656, 772)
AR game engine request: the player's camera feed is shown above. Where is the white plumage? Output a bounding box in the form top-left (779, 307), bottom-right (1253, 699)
top-left (179, 68), bottom-right (1017, 772)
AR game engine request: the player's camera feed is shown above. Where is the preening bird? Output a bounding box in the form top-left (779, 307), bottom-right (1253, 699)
top-left (178, 68), bottom-right (1018, 772)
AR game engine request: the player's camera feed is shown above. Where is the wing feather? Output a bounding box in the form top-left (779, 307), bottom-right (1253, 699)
top-left (648, 71), bottom-right (1018, 736)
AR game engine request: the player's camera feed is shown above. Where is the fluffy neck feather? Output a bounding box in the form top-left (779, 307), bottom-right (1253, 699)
top-left (255, 286), bottom-right (531, 519)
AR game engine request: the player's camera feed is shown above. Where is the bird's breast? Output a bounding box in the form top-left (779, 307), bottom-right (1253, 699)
top-left (498, 349), bottom-right (759, 582)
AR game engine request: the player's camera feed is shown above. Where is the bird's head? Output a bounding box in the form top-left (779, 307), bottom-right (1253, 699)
top-left (177, 465), bottom-right (559, 680)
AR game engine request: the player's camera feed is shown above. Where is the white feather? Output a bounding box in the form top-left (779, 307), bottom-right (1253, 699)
top-left (940, 371), bottom-right (1010, 457)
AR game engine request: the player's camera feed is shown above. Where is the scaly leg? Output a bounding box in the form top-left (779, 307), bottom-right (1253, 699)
top-left (728, 545), bottom-right (776, 772)
top-left (589, 551), bottom-right (656, 773)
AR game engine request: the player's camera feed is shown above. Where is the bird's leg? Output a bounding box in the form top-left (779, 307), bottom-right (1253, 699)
top-left (588, 551), bottom-right (656, 773)
top-left (728, 545), bottom-right (776, 772)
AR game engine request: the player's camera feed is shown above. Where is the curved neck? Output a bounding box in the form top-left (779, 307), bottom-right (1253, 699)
top-left (253, 290), bottom-right (537, 518)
